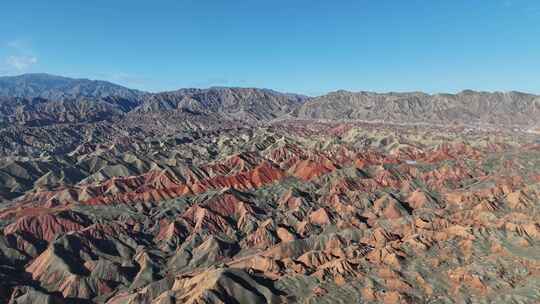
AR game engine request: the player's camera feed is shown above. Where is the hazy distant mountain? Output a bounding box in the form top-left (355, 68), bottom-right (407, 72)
top-left (293, 90), bottom-right (540, 127)
top-left (0, 73), bottom-right (143, 100)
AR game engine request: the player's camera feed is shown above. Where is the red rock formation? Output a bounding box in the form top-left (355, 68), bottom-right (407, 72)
top-left (4, 211), bottom-right (90, 242)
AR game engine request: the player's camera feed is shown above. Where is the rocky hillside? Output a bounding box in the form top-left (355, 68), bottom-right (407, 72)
top-left (135, 87), bottom-right (307, 121)
top-left (293, 90), bottom-right (540, 127)
top-left (0, 96), bottom-right (141, 127)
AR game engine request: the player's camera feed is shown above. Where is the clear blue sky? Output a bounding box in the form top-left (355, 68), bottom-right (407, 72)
top-left (0, 0), bottom-right (539, 95)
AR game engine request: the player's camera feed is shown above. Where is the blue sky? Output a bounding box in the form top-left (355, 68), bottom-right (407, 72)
top-left (0, 0), bottom-right (539, 95)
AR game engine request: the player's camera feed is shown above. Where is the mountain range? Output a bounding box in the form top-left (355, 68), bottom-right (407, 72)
top-left (1, 73), bottom-right (540, 304)
top-left (0, 73), bottom-right (539, 128)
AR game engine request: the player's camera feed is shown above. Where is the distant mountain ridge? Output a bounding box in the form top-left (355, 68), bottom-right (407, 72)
top-left (0, 74), bottom-right (310, 126)
top-left (0, 73), bottom-right (539, 128)
top-left (293, 90), bottom-right (540, 127)
top-left (0, 73), bottom-right (143, 100)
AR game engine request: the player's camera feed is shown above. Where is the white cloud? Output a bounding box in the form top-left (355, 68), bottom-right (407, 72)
top-left (1, 39), bottom-right (38, 74)
top-left (6, 55), bottom-right (38, 71)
